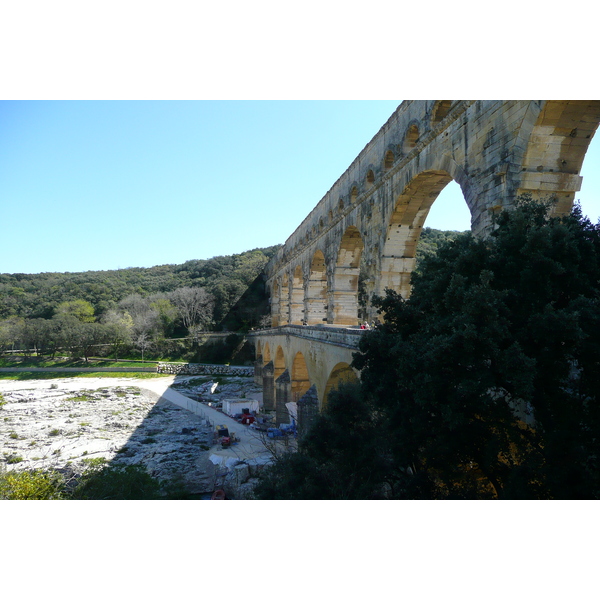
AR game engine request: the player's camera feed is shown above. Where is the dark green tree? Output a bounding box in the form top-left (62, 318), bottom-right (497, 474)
top-left (253, 383), bottom-right (392, 499)
top-left (354, 198), bottom-right (600, 499)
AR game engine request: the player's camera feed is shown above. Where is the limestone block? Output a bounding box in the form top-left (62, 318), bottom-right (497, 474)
top-left (519, 171), bottom-right (582, 193)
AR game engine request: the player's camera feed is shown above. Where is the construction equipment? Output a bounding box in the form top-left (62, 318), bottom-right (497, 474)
top-left (240, 413), bottom-right (255, 425)
top-left (215, 425), bottom-right (238, 448)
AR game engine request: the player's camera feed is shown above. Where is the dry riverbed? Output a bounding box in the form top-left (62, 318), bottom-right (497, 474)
top-left (0, 376), bottom-right (263, 496)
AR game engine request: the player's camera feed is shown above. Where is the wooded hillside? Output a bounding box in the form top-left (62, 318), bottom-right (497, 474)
top-left (0, 246), bottom-right (280, 325)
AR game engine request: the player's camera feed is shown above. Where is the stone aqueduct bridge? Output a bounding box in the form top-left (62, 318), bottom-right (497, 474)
top-left (248, 100), bottom-right (600, 424)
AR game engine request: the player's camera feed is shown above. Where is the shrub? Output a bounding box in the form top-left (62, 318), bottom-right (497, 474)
top-left (5, 454), bottom-right (24, 464)
top-left (0, 468), bottom-right (65, 499)
top-left (71, 463), bottom-right (162, 500)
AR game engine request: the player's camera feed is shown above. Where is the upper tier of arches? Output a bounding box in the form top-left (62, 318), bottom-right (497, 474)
top-left (264, 101), bottom-right (600, 327)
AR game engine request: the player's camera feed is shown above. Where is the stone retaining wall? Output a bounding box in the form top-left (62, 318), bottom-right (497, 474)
top-left (156, 362), bottom-right (254, 377)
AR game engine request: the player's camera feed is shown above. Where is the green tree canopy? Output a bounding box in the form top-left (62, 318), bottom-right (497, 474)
top-left (55, 299), bottom-right (95, 323)
top-left (0, 245), bottom-right (280, 325)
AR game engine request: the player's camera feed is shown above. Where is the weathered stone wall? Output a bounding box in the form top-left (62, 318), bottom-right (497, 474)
top-left (156, 363), bottom-right (254, 376)
top-left (248, 325), bottom-right (360, 406)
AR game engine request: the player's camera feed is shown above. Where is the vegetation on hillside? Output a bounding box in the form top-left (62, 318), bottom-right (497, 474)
top-left (0, 246), bottom-right (279, 323)
top-left (415, 226), bottom-right (468, 270)
top-left (0, 246), bottom-right (278, 362)
top-left (254, 199), bottom-right (600, 499)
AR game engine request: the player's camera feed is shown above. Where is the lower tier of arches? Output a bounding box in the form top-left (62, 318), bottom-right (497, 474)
top-left (250, 329), bottom-right (361, 430)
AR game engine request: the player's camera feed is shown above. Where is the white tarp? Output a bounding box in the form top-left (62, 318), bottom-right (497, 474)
top-left (222, 399), bottom-right (260, 416)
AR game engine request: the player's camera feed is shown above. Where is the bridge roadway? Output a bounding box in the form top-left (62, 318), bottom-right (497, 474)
top-left (247, 324), bottom-right (366, 416)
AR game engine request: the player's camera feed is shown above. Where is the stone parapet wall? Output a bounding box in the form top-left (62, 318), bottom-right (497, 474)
top-left (157, 362), bottom-right (254, 377)
top-left (249, 324), bottom-right (364, 349)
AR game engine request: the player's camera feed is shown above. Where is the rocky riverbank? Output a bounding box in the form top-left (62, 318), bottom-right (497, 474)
top-left (0, 376), bottom-right (265, 497)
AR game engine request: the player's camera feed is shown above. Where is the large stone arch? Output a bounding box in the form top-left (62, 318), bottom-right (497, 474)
top-left (262, 342), bottom-right (271, 364)
top-left (291, 351), bottom-right (311, 402)
top-left (377, 169), bottom-right (472, 299)
top-left (323, 362), bottom-right (360, 407)
top-left (274, 345), bottom-right (286, 380)
top-left (330, 225), bottom-right (364, 325)
top-left (306, 249), bottom-right (328, 325)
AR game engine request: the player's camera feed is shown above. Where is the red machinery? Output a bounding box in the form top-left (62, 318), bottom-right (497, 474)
top-left (215, 425), bottom-right (239, 448)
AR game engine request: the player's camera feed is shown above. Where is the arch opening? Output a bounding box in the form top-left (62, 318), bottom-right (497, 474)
top-left (384, 149), bottom-right (394, 170)
top-left (306, 250), bottom-right (328, 325)
top-left (424, 179), bottom-right (472, 232)
top-left (578, 123), bottom-right (600, 224)
top-left (323, 362), bottom-right (359, 407)
top-left (330, 225), bottom-right (364, 325)
top-left (274, 345), bottom-right (285, 380)
top-left (290, 266), bottom-right (304, 324)
top-left (279, 273), bottom-right (289, 325)
top-left (431, 100), bottom-right (453, 124)
top-left (378, 171), bottom-right (471, 300)
top-left (291, 352), bottom-right (311, 402)
top-left (403, 124), bottom-right (420, 154)
top-left (263, 342), bottom-right (271, 365)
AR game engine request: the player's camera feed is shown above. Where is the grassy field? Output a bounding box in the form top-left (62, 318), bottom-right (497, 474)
top-left (0, 356), bottom-right (172, 380)
top-left (0, 371), bottom-right (171, 380)
top-left (0, 357), bottom-right (158, 369)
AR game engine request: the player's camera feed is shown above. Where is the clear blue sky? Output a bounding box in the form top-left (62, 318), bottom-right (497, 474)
top-left (2, 100), bottom-right (600, 275)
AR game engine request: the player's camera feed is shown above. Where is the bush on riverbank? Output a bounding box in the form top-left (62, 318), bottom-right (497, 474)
top-left (0, 463), bottom-right (172, 500)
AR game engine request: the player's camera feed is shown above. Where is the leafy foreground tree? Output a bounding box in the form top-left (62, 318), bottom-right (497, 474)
top-left (256, 198), bottom-right (600, 499)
